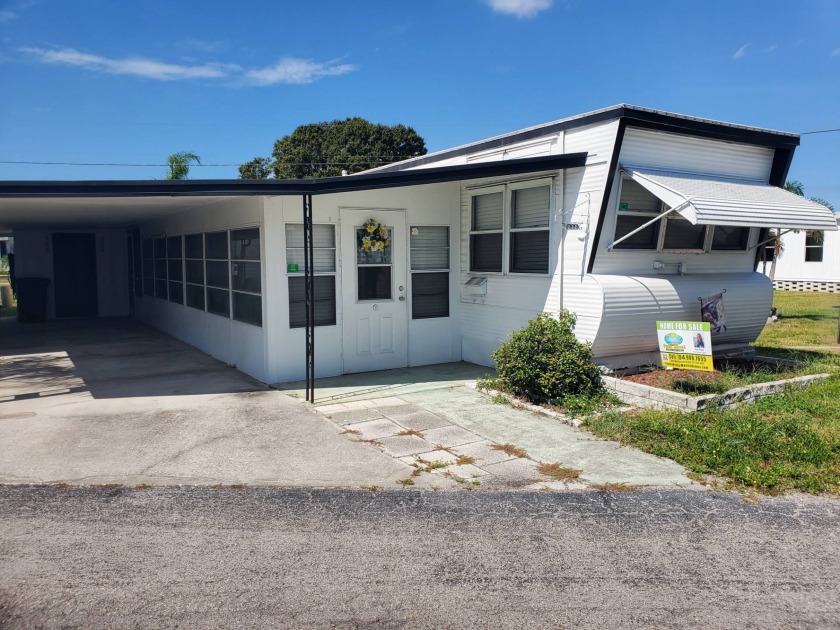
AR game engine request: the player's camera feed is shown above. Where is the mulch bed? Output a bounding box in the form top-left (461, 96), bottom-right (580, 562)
top-left (621, 359), bottom-right (794, 393)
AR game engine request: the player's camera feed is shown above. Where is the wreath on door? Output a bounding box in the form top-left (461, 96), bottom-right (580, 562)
top-left (359, 219), bottom-right (391, 252)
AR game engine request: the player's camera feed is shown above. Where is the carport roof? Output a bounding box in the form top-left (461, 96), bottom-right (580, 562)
top-left (0, 153), bottom-right (586, 230)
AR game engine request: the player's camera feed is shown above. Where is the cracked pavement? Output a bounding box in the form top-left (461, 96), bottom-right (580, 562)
top-left (1, 485), bottom-right (838, 629)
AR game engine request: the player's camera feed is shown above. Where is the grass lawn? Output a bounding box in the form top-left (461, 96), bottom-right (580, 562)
top-left (757, 290), bottom-right (840, 347)
top-left (583, 291), bottom-right (840, 496)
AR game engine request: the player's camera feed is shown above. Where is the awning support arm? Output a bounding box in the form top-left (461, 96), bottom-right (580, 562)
top-left (607, 200), bottom-right (691, 251)
top-left (750, 229), bottom-right (794, 251)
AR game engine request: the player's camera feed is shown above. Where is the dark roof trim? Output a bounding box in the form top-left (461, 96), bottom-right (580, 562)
top-left (587, 119), bottom-right (627, 274)
top-left (370, 105), bottom-right (800, 174)
top-left (0, 154), bottom-right (587, 199)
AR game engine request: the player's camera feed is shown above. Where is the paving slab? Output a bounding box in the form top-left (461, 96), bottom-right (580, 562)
top-left (344, 418), bottom-right (402, 440)
top-left (387, 410), bottom-right (452, 431)
top-left (437, 463), bottom-right (489, 479)
top-left (378, 435), bottom-right (435, 458)
top-left (482, 458), bottom-right (543, 483)
top-left (401, 386), bottom-right (695, 487)
top-left (422, 425), bottom-right (484, 449)
top-left (326, 408), bottom-right (387, 426)
top-left (450, 440), bottom-right (515, 466)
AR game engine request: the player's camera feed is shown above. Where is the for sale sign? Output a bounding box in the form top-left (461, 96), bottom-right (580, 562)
top-left (655, 321), bottom-right (713, 372)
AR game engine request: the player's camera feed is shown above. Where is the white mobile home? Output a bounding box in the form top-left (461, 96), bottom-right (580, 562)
top-left (2, 105), bottom-right (836, 385)
top-left (759, 215), bottom-right (840, 292)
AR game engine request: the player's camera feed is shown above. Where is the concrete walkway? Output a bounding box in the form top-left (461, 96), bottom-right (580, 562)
top-left (299, 363), bottom-right (695, 488)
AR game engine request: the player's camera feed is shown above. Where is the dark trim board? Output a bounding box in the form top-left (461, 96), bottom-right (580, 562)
top-left (0, 154), bottom-right (587, 199)
top-left (587, 119), bottom-right (627, 274)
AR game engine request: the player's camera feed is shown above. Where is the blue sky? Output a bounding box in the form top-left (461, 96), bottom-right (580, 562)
top-left (1, 0), bottom-right (838, 208)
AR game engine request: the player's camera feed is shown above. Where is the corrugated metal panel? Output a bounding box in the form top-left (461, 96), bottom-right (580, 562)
top-left (624, 167), bottom-right (838, 231)
top-left (621, 128), bottom-right (774, 180)
top-left (589, 272), bottom-right (772, 358)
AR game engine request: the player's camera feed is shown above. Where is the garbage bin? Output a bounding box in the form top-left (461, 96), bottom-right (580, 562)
top-left (16, 277), bottom-right (50, 323)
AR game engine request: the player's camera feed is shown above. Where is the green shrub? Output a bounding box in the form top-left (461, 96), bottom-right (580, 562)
top-left (492, 310), bottom-right (602, 403)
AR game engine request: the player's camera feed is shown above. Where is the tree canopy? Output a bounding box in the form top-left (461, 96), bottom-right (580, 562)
top-left (238, 118), bottom-right (426, 180)
top-left (165, 152), bottom-right (200, 180)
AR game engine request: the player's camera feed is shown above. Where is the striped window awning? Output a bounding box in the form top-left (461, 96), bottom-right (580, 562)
top-left (621, 165), bottom-right (837, 231)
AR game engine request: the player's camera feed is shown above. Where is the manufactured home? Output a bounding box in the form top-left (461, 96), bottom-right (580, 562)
top-left (759, 215), bottom-right (840, 292)
top-left (1, 105), bottom-right (836, 386)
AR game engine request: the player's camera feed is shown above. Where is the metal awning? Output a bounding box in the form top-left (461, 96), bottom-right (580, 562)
top-left (621, 165), bottom-right (838, 231)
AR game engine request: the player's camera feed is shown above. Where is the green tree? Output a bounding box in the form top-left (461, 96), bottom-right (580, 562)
top-left (239, 118), bottom-right (426, 180)
top-left (238, 157), bottom-right (272, 179)
top-left (165, 151), bottom-right (201, 180)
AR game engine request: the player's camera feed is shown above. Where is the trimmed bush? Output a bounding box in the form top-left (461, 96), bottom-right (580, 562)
top-left (492, 310), bottom-right (602, 403)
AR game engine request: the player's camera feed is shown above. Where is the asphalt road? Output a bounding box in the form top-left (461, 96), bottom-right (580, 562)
top-left (1, 486), bottom-right (838, 629)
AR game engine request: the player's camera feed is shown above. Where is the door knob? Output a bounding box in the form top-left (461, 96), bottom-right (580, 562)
top-left (399, 296), bottom-right (406, 301)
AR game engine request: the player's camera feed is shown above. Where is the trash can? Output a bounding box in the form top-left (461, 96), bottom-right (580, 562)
top-left (16, 277), bottom-right (50, 323)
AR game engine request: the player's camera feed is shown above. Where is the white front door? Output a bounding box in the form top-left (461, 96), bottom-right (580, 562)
top-left (340, 208), bottom-right (408, 374)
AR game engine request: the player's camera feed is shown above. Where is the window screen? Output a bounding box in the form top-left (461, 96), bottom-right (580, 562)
top-left (412, 272), bottom-right (449, 319)
top-left (289, 276), bottom-right (337, 328)
top-left (472, 192), bottom-right (503, 231)
top-left (663, 216), bottom-right (706, 250)
top-left (286, 224), bottom-right (337, 328)
top-left (712, 226), bottom-right (750, 251)
top-left (184, 233), bottom-right (204, 311)
top-left (805, 231), bottom-right (824, 262)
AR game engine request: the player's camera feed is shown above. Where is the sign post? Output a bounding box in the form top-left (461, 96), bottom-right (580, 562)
top-left (656, 321), bottom-right (713, 372)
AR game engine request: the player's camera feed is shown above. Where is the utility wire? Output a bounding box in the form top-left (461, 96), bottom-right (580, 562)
top-left (2, 128), bottom-right (839, 168)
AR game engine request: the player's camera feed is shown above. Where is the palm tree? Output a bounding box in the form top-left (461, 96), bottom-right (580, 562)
top-left (165, 152), bottom-right (201, 180)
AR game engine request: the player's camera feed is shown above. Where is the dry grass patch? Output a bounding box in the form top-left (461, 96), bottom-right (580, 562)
top-left (397, 428), bottom-right (424, 437)
top-left (491, 443), bottom-right (529, 459)
top-left (354, 437), bottom-right (384, 447)
top-left (455, 454), bottom-right (477, 466)
top-left (537, 462), bottom-right (582, 481)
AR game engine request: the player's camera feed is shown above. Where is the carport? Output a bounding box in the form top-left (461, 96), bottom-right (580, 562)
top-left (0, 154), bottom-right (585, 394)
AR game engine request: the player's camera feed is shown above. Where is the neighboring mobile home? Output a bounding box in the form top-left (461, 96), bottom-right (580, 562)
top-left (759, 215), bottom-right (840, 292)
top-left (1, 105), bottom-right (835, 384)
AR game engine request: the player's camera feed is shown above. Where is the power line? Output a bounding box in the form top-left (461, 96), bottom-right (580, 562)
top-left (0, 159), bottom-right (413, 167)
top-left (800, 128), bottom-right (840, 135)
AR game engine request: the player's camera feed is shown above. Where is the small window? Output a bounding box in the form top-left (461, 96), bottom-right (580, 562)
top-left (286, 224), bottom-right (337, 328)
top-left (206, 287), bottom-right (230, 317)
top-left (289, 276), bottom-right (337, 328)
top-left (470, 191), bottom-right (504, 272)
top-left (230, 228), bottom-right (260, 261)
top-left (662, 215), bottom-right (706, 250)
top-left (142, 238), bottom-right (154, 297)
top-left (412, 272), bottom-right (449, 319)
top-left (166, 236), bottom-right (183, 305)
top-left (411, 226), bottom-right (449, 319)
top-left (153, 237), bottom-right (167, 300)
top-left (805, 231), bottom-right (824, 262)
top-left (184, 233), bottom-right (204, 311)
top-left (510, 185), bottom-right (550, 273)
top-left (712, 226), bottom-right (750, 251)
top-left (205, 231), bottom-right (228, 260)
top-left (613, 178), bottom-right (662, 250)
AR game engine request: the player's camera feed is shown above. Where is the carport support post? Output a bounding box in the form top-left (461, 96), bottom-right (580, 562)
top-left (303, 193), bottom-right (315, 402)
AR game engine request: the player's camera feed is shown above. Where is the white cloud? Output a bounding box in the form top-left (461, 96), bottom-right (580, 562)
top-left (245, 57), bottom-right (356, 85)
top-left (20, 47), bottom-right (231, 80)
top-left (832, 48), bottom-right (840, 57)
top-left (732, 44), bottom-right (749, 60)
top-left (484, 0), bottom-right (552, 18)
top-left (0, 10), bottom-right (17, 22)
top-left (764, 44), bottom-right (778, 53)
top-left (19, 46), bottom-right (357, 86)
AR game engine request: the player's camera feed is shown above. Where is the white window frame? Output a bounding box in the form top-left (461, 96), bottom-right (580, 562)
top-left (285, 222), bottom-right (338, 329)
top-left (804, 230), bottom-right (824, 263)
top-left (409, 224), bottom-right (450, 320)
top-left (467, 177), bottom-right (554, 276)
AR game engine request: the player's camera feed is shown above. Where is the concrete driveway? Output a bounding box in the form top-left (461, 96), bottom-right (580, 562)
top-left (0, 317), bottom-right (406, 487)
